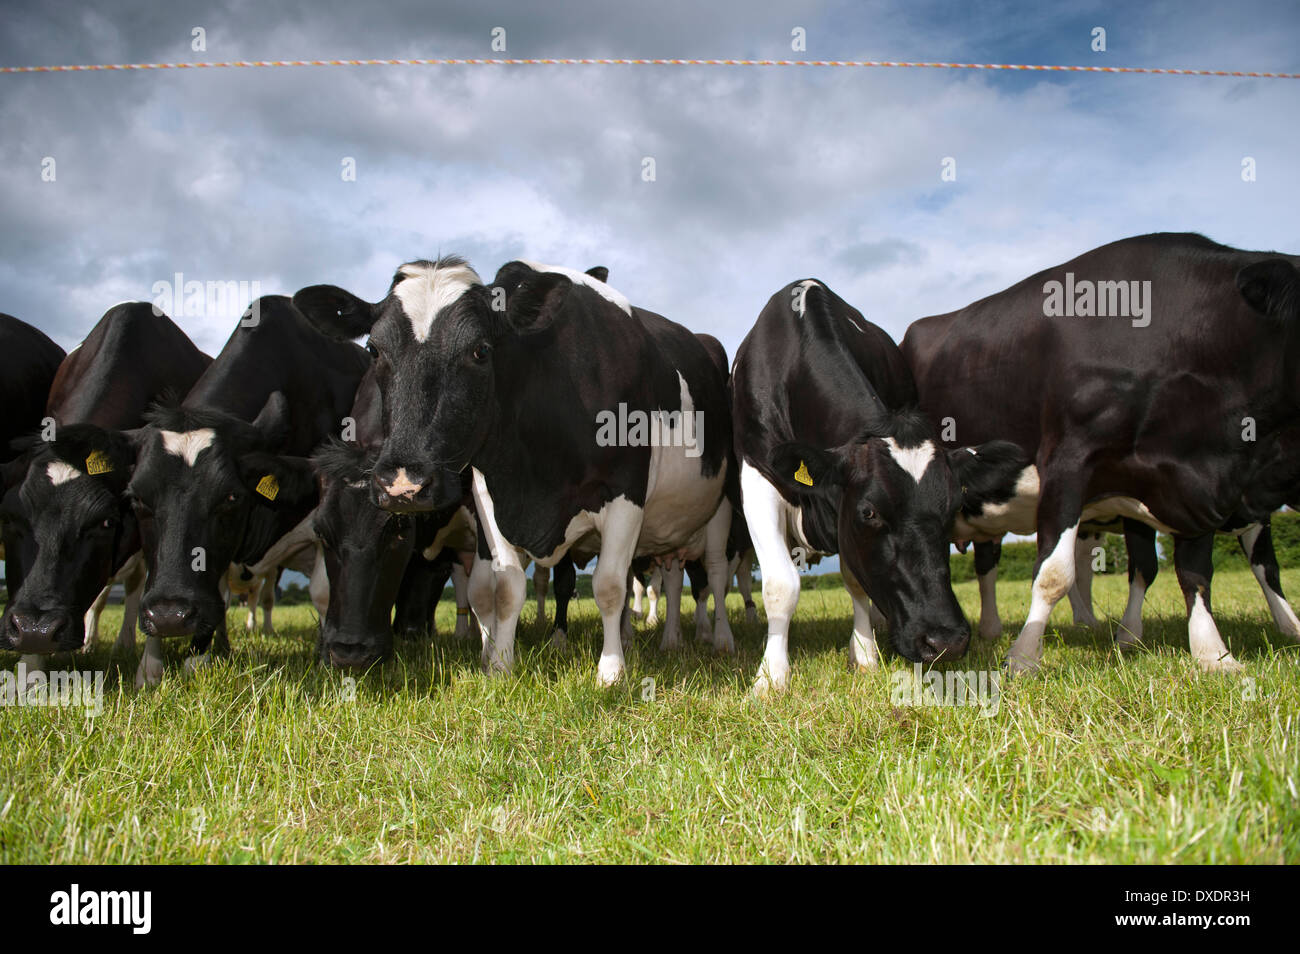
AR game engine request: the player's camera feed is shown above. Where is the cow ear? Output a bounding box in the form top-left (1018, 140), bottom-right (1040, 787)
top-left (585, 266), bottom-right (609, 283)
top-left (251, 391), bottom-right (291, 450)
top-left (293, 284), bottom-right (379, 338)
top-left (239, 453), bottom-right (318, 510)
top-left (506, 271), bottom-right (572, 335)
top-left (947, 440), bottom-right (1031, 511)
top-left (768, 442), bottom-right (846, 499)
top-left (1237, 259), bottom-right (1300, 322)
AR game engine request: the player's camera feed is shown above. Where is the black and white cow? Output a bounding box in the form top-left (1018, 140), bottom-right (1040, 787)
top-left (293, 257), bottom-right (736, 685)
top-left (732, 278), bottom-right (1026, 694)
top-left (903, 232), bottom-right (1300, 673)
top-left (0, 303), bottom-right (210, 660)
top-left (124, 296), bottom-right (369, 684)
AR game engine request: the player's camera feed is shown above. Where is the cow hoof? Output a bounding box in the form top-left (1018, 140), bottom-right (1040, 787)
top-left (645, 613), bottom-right (659, 628)
top-left (1003, 653), bottom-right (1041, 677)
top-left (596, 657), bottom-right (624, 687)
top-left (977, 623), bottom-right (1001, 642)
top-left (658, 634), bottom-right (682, 652)
top-left (712, 631), bottom-right (736, 655)
top-left (745, 606), bottom-right (758, 625)
top-left (1196, 654), bottom-right (1244, 674)
top-left (134, 655), bottom-right (165, 689)
top-left (183, 653), bottom-right (213, 675)
top-left (1072, 612), bottom-right (1101, 629)
top-left (752, 663), bottom-right (789, 698)
top-left (1114, 630), bottom-right (1143, 652)
top-left (550, 629), bottom-right (568, 652)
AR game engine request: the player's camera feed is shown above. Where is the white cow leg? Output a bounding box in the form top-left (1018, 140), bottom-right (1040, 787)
top-left (842, 566), bottom-right (881, 671)
top-left (1116, 573), bottom-right (1148, 649)
top-left (741, 463), bottom-right (800, 696)
top-left (702, 498), bottom-right (735, 653)
top-left (82, 585), bottom-right (110, 652)
top-left (645, 568), bottom-right (661, 627)
top-left (1068, 533), bottom-right (1102, 627)
top-left (1006, 523), bottom-right (1078, 675)
top-left (485, 560), bottom-right (526, 674)
top-left (631, 576), bottom-right (645, 617)
top-left (592, 498), bottom-right (643, 686)
top-left (113, 555), bottom-right (147, 655)
top-left (1239, 523), bottom-right (1300, 641)
top-left (134, 635), bottom-right (165, 688)
top-left (659, 558), bottom-right (685, 652)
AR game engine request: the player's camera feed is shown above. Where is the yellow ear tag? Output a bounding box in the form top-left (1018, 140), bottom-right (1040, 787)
top-left (255, 474), bottom-right (280, 501)
top-left (85, 450), bottom-right (113, 475)
top-left (794, 460), bottom-right (814, 487)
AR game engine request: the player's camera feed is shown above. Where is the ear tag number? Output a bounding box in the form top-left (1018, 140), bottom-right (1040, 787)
top-left (256, 474), bottom-right (280, 501)
top-left (85, 450), bottom-right (113, 475)
top-left (794, 461), bottom-right (813, 487)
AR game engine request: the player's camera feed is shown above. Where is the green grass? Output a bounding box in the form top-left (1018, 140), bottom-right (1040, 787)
top-left (1, 567), bottom-right (1297, 863)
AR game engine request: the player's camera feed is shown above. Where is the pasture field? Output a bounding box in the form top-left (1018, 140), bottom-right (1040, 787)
top-left (1, 567), bottom-right (1296, 864)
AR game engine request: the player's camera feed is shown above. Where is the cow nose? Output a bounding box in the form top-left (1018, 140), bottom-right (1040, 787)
top-left (375, 466), bottom-right (426, 501)
top-left (922, 627), bottom-right (971, 662)
top-left (4, 611), bottom-right (66, 653)
top-left (323, 637), bottom-right (385, 670)
top-left (142, 600), bottom-right (198, 638)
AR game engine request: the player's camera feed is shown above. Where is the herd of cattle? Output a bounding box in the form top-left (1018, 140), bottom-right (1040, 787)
top-left (1, 231), bottom-right (1298, 694)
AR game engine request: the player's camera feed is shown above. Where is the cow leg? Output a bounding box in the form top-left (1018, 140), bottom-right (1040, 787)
top-left (1006, 489), bottom-right (1081, 675)
top-left (592, 498), bottom-right (643, 686)
top-left (1174, 533), bottom-right (1242, 672)
top-left (974, 540), bottom-right (1002, 641)
top-left (82, 585), bottom-right (110, 652)
top-left (1068, 533), bottom-right (1102, 627)
top-left (112, 554), bottom-right (147, 655)
top-left (685, 560), bottom-right (713, 645)
top-left (260, 570), bottom-right (278, 635)
top-left (309, 543), bottom-right (330, 619)
top-left (452, 560), bottom-right (474, 639)
top-left (631, 575), bottom-right (645, 617)
top-left (1117, 520), bottom-right (1157, 649)
top-left (533, 563), bottom-right (549, 627)
top-left (702, 498), bottom-right (735, 653)
top-left (742, 463), bottom-right (800, 695)
top-left (659, 557), bottom-right (685, 651)
top-left (1239, 520), bottom-right (1300, 641)
top-left (484, 556), bottom-right (526, 675)
top-left (645, 567), bottom-right (661, 627)
top-left (735, 549), bottom-right (758, 624)
top-left (468, 553), bottom-right (497, 659)
top-left (841, 565), bottom-right (881, 670)
top-left (134, 636), bottom-right (165, 688)
top-left (551, 555), bottom-right (576, 650)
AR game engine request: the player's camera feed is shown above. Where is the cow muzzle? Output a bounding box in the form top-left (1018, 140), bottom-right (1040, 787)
top-left (141, 598), bottom-right (200, 638)
top-left (1, 608), bottom-right (75, 653)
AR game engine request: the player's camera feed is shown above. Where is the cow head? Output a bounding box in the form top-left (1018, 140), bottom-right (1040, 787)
top-left (0, 426), bottom-right (138, 653)
top-left (128, 394), bottom-right (317, 641)
top-left (310, 440), bottom-right (419, 669)
top-left (770, 412), bottom-right (1028, 663)
top-left (293, 258), bottom-right (607, 514)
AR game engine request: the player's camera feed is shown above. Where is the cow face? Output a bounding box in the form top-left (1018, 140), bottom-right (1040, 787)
top-left (0, 427), bottom-right (137, 653)
top-left (310, 441), bottom-right (418, 669)
top-left (128, 396), bottom-right (317, 641)
top-left (772, 420), bottom-right (1027, 663)
top-left (293, 257), bottom-right (576, 515)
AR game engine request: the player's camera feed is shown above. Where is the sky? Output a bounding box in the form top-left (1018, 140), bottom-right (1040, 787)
top-left (1, 0), bottom-right (1297, 365)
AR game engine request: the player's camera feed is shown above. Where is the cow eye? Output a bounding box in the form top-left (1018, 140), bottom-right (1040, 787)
top-left (366, 341), bottom-right (379, 358)
top-left (472, 342), bottom-right (491, 362)
top-left (858, 503), bottom-right (880, 524)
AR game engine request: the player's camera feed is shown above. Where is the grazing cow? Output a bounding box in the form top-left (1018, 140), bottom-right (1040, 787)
top-left (293, 257), bottom-right (736, 686)
top-left (903, 232), bottom-right (1300, 673)
top-left (0, 303), bottom-right (210, 659)
top-left (732, 279), bottom-right (1025, 693)
top-left (125, 296), bottom-right (369, 685)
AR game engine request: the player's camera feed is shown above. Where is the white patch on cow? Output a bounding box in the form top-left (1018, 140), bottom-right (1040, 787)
top-left (1006, 522), bottom-right (1079, 674)
top-left (383, 467), bottom-right (423, 499)
top-left (46, 461), bottom-right (81, 486)
top-left (160, 428), bottom-right (216, 466)
top-left (519, 260), bottom-right (632, 315)
top-left (882, 438), bottom-right (935, 484)
top-left (1187, 592), bottom-right (1242, 672)
top-left (977, 566), bottom-right (1001, 640)
top-left (1081, 496), bottom-right (1175, 535)
top-left (741, 460), bottom-right (803, 696)
top-left (393, 260), bottom-right (483, 343)
top-left (792, 279), bottom-right (818, 316)
top-left (1239, 524), bottom-right (1300, 639)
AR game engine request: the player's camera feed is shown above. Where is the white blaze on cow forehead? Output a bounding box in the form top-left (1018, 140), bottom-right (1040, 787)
top-left (394, 260), bottom-right (483, 344)
top-left (882, 437), bottom-right (935, 483)
top-left (160, 428), bottom-right (217, 466)
top-left (518, 260), bottom-right (632, 315)
top-left (46, 461), bottom-right (82, 485)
